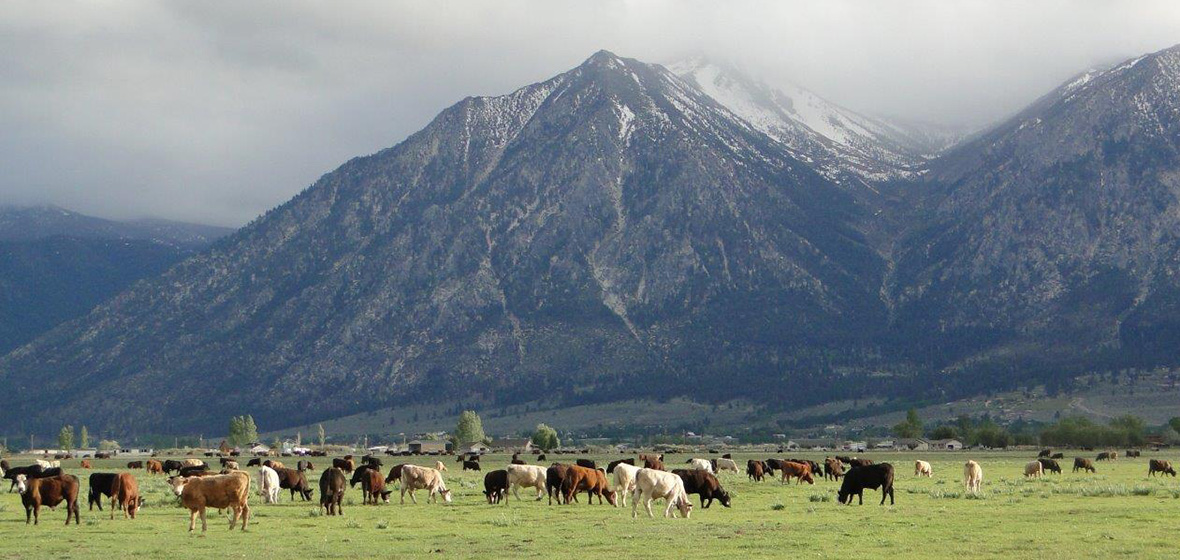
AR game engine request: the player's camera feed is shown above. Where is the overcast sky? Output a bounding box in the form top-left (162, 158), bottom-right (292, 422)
top-left (4, 0), bottom-right (1179, 226)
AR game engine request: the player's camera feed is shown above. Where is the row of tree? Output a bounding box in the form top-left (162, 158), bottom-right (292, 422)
top-left (897, 409), bottom-right (1166, 449)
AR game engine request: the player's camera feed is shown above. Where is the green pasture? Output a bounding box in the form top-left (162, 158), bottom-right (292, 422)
top-left (1, 450), bottom-right (1177, 559)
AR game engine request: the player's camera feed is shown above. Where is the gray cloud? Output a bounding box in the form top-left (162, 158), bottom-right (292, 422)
top-left (3, 0), bottom-right (1178, 226)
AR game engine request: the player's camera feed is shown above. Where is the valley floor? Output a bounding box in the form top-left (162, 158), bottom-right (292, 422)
top-left (1, 451), bottom-right (1177, 559)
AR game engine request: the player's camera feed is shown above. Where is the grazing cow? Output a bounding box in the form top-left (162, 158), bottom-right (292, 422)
top-left (1149, 459), bottom-right (1176, 477)
top-left (223, 461), bottom-right (239, 471)
top-left (914, 460), bottom-right (933, 477)
top-left (789, 459), bottom-right (823, 475)
top-left (1038, 449), bottom-right (1051, 458)
top-left (319, 468), bottom-right (347, 515)
top-left (546, 464), bottom-right (575, 505)
top-left (484, 470), bottom-right (509, 504)
top-left (964, 460), bottom-right (983, 492)
top-left (162, 460), bottom-right (184, 474)
top-left (837, 463), bottom-right (895, 505)
top-left (713, 458), bottom-right (739, 474)
top-left (1024, 460), bottom-right (1044, 478)
top-left (1038, 458), bottom-right (1062, 474)
top-left (108, 473), bottom-right (139, 520)
top-left (687, 458), bottom-right (714, 473)
top-left (1051, 452), bottom-right (1064, 459)
top-left (747, 460), bottom-right (766, 482)
top-left (361, 468), bottom-right (388, 504)
top-left (764, 458), bottom-right (788, 475)
top-left (384, 464), bottom-right (407, 485)
top-left (182, 459), bottom-right (206, 468)
top-left (672, 469), bottom-right (731, 508)
top-left (168, 472), bottom-right (250, 532)
top-left (258, 466), bottom-right (281, 504)
top-left (127, 461), bottom-right (143, 469)
top-left (562, 465), bottom-right (616, 506)
top-left (612, 462), bottom-right (642, 507)
top-left (399, 464), bottom-right (452, 504)
top-left (178, 465), bottom-right (209, 478)
top-left (575, 459), bottom-right (597, 470)
top-left (462, 460), bottom-right (482, 471)
top-left (1073, 458), bottom-right (1096, 473)
top-left (275, 467), bottom-right (313, 501)
top-left (834, 455), bottom-right (853, 465)
top-left (434, 460), bottom-right (448, 472)
top-left (16, 474), bottom-right (80, 525)
top-left (824, 458), bottom-right (845, 481)
top-left (779, 461), bottom-right (815, 485)
top-left (246, 458), bottom-right (262, 467)
top-left (362, 455), bottom-right (383, 468)
top-left (506, 464), bottom-right (547, 501)
top-left (1097, 452), bottom-right (1113, 461)
top-left (1126, 450), bottom-right (1141, 458)
top-left (607, 459), bottom-right (635, 473)
top-left (80, 460), bottom-right (92, 469)
top-left (297, 460), bottom-right (315, 472)
top-left (537, 454), bottom-right (546, 462)
top-left (631, 468), bottom-right (693, 519)
top-left (146, 460), bottom-right (163, 475)
top-left (850, 458), bottom-right (873, 468)
top-left (332, 458), bottom-right (355, 473)
top-left (643, 457), bottom-right (665, 471)
top-left (262, 460), bottom-right (285, 470)
top-left (88, 472), bottom-right (118, 510)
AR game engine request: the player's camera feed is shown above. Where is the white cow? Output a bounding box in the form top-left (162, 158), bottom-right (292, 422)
top-left (687, 458), bottom-right (714, 473)
top-left (914, 460), bottom-right (933, 477)
top-left (612, 462), bottom-right (641, 507)
top-left (506, 464), bottom-right (547, 501)
top-left (714, 458), bottom-right (739, 473)
top-left (964, 460), bottom-right (983, 493)
top-left (631, 468), bottom-right (693, 519)
top-left (258, 466), bottom-right (281, 504)
top-left (1024, 460), bottom-right (1043, 478)
top-left (400, 464), bottom-right (452, 504)
top-left (434, 460), bottom-right (448, 472)
top-left (35, 459), bottom-right (59, 469)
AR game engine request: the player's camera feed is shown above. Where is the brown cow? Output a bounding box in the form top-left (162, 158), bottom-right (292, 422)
top-left (747, 460), bottom-right (766, 482)
top-left (546, 464), bottom-right (577, 505)
top-left (1149, 459), bottom-right (1176, 477)
top-left (824, 457), bottom-right (845, 481)
top-left (362, 468), bottom-right (388, 504)
top-left (333, 458), bottom-right (355, 473)
top-left (562, 465), bottom-right (616, 505)
top-left (127, 461), bottom-right (143, 469)
top-left (274, 467), bottom-right (313, 501)
top-left (320, 468), bottom-right (347, 515)
top-left (17, 474), bottom-right (80, 525)
top-left (1073, 458), bottom-right (1097, 473)
top-left (80, 460), bottom-right (92, 469)
top-left (643, 457), bottom-right (665, 471)
top-left (109, 472), bottom-right (140, 520)
top-left (147, 460), bottom-right (164, 475)
top-left (168, 472), bottom-right (250, 532)
top-left (779, 461), bottom-right (815, 485)
top-left (384, 463), bottom-right (406, 485)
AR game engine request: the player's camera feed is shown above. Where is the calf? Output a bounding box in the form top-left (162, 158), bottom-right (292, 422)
top-left (1038, 458), bottom-right (1062, 474)
top-left (319, 468), bottom-right (347, 515)
top-left (779, 461), bottom-right (815, 485)
top-left (108, 472), bottom-right (140, 519)
top-left (168, 472), bottom-right (250, 532)
top-left (16, 474), bottom-right (80, 525)
top-left (88, 472), bottom-right (118, 510)
top-left (631, 468), bottom-right (692, 519)
top-left (80, 460), bottom-right (92, 469)
top-left (672, 469), bottom-right (731, 508)
top-left (484, 469), bottom-right (509, 504)
top-left (1024, 460), bottom-right (1043, 478)
top-left (1149, 459), bottom-right (1176, 477)
top-left (914, 460), bottom-right (932, 477)
top-left (1073, 458), bottom-right (1096, 473)
top-left (126, 461), bottom-right (143, 469)
top-left (146, 460), bottom-right (163, 475)
top-left (837, 463), bottom-right (895, 505)
top-left (964, 460), bottom-right (983, 492)
top-left (384, 463), bottom-right (407, 485)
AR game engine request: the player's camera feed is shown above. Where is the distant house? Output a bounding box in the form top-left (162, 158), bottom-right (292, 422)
top-left (458, 442), bottom-right (491, 455)
top-left (248, 443), bottom-right (271, 455)
top-left (874, 440), bottom-right (895, 449)
top-left (895, 438), bottom-right (930, 451)
top-left (489, 438), bottom-right (534, 452)
top-left (843, 441), bottom-right (867, 452)
top-left (929, 439), bottom-right (963, 451)
top-left (787, 439), bottom-right (837, 451)
top-left (407, 440), bottom-right (452, 455)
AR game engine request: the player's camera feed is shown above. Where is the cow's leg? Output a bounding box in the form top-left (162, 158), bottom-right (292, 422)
top-left (408, 488), bottom-right (417, 504)
top-left (644, 496), bottom-right (655, 518)
top-left (512, 485), bottom-right (522, 501)
top-left (663, 496), bottom-right (675, 518)
top-left (200, 507), bottom-right (208, 532)
top-left (400, 486), bottom-right (407, 505)
top-left (240, 503), bottom-right (250, 530)
top-left (189, 509), bottom-right (197, 532)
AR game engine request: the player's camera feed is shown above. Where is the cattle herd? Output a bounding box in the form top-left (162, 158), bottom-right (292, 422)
top-left (0, 448), bottom-right (1175, 531)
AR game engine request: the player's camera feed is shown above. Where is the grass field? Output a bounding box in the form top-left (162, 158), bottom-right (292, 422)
top-left (2, 450), bottom-right (1178, 559)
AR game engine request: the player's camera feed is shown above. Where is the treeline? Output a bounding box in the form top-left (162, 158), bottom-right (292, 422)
top-left (917, 412), bottom-right (1177, 449)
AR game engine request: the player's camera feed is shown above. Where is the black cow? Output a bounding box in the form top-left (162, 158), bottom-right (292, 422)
top-left (463, 460), bottom-right (481, 471)
top-left (837, 463), bottom-right (895, 505)
top-left (246, 458), bottom-right (262, 467)
top-left (178, 465), bottom-right (209, 477)
top-left (349, 464), bottom-right (377, 488)
top-left (849, 458), bottom-right (873, 468)
top-left (1073, 458), bottom-right (1096, 473)
top-left (789, 459), bottom-right (823, 475)
top-left (297, 460), bottom-right (315, 472)
top-left (161, 460), bottom-right (184, 475)
top-left (4, 464), bottom-right (45, 491)
top-left (361, 455), bottom-right (383, 468)
top-left (575, 459), bottom-right (597, 470)
top-left (672, 469), bottom-right (731, 508)
top-left (484, 470), bottom-right (509, 505)
top-left (1050, 452), bottom-right (1064, 459)
top-left (87, 473), bottom-right (119, 510)
top-left (1038, 458), bottom-right (1062, 474)
top-left (606, 459), bottom-right (634, 473)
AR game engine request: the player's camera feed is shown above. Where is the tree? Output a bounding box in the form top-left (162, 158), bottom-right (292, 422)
top-left (243, 415), bottom-right (259, 444)
top-left (58, 425), bottom-right (74, 450)
top-left (97, 439), bottom-right (120, 451)
top-left (228, 416), bottom-right (244, 446)
top-left (79, 426), bottom-right (90, 449)
top-left (929, 425), bottom-right (958, 440)
top-left (893, 408), bottom-right (923, 438)
top-left (227, 415), bottom-right (260, 447)
top-left (532, 423), bottom-right (560, 451)
top-left (455, 410), bottom-right (486, 444)
top-left (1169, 417), bottom-right (1180, 435)
top-left (295, 431), bottom-right (302, 448)
top-left (317, 424), bottom-right (326, 448)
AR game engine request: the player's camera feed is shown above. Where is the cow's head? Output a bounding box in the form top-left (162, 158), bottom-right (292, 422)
top-left (716, 489), bottom-right (732, 507)
top-left (14, 474), bottom-right (28, 494)
top-left (802, 472), bottom-right (815, 485)
top-left (440, 488), bottom-right (453, 504)
top-left (166, 476), bottom-right (187, 496)
top-left (605, 490), bottom-right (618, 507)
top-left (673, 493), bottom-right (693, 518)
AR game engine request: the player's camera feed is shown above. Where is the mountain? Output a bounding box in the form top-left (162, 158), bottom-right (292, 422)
top-left (669, 57), bottom-right (962, 189)
top-left (0, 205), bottom-right (234, 355)
top-left (0, 51), bottom-right (893, 435)
top-left (890, 44), bottom-right (1180, 383)
top-left (0, 204), bottom-right (232, 249)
